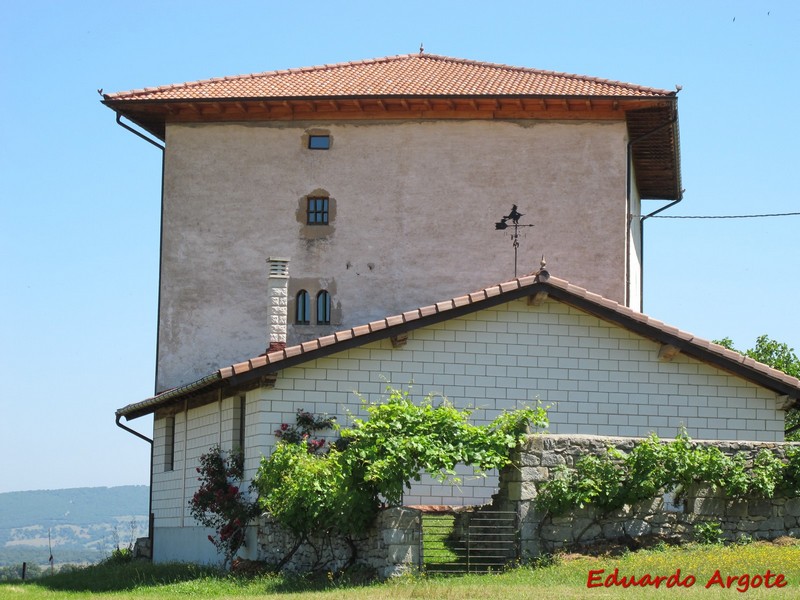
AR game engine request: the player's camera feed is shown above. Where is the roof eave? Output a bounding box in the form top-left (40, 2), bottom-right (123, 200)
top-left (116, 273), bottom-right (800, 420)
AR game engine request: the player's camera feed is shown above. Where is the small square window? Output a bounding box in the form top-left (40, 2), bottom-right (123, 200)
top-left (307, 197), bottom-right (329, 225)
top-left (308, 135), bottom-right (330, 150)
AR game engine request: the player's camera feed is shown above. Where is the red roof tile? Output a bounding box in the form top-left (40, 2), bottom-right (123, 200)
top-left (105, 53), bottom-right (673, 102)
top-left (116, 270), bottom-right (800, 419)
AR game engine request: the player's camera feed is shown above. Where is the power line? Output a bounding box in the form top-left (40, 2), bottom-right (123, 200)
top-left (643, 212), bottom-right (800, 219)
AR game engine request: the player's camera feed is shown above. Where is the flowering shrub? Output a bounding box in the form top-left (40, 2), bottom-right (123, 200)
top-left (274, 409), bottom-right (335, 453)
top-left (188, 445), bottom-right (259, 568)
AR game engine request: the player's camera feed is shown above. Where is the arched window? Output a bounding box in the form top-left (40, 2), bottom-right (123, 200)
top-left (295, 290), bottom-right (310, 325)
top-left (316, 290), bottom-right (331, 325)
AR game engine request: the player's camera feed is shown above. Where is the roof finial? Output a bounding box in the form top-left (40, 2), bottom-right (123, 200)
top-left (538, 255), bottom-right (549, 281)
top-left (419, 42), bottom-right (424, 54)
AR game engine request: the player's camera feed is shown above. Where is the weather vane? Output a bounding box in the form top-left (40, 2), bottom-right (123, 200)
top-left (495, 204), bottom-right (534, 277)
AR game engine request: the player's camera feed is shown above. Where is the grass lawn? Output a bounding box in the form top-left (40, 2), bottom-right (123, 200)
top-left (2, 540), bottom-right (799, 599)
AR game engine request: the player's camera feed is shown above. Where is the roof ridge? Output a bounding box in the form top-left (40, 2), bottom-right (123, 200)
top-left (105, 54), bottom-right (419, 100)
top-left (417, 53), bottom-right (672, 96)
top-left (104, 53), bottom-right (674, 100)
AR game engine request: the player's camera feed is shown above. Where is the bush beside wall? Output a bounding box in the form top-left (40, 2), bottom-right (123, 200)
top-left (498, 434), bottom-right (800, 558)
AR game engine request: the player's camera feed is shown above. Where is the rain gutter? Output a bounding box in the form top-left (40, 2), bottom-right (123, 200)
top-left (627, 106), bottom-right (682, 311)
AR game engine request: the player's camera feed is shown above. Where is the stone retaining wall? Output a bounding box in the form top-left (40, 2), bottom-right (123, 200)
top-left (497, 434), bottom-right (800, 558)
top-left (256, 506), bottom-right (420, 578)
top-left (255, 435), bottom-right (800, 574)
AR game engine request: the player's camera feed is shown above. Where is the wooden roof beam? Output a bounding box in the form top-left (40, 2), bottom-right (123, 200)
top-left (658, 344), bottom-right (681, 362)
top-left (528, 291), bottom-right (549, 306)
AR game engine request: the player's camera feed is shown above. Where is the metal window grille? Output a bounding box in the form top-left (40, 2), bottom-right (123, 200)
top-left (307, 197), bottom-right (329, 224)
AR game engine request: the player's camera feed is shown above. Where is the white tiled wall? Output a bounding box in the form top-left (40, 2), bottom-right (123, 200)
top-left (152, 396), bottom-right (247, 529)
top-left (153, 298), bottom-right (786, 530)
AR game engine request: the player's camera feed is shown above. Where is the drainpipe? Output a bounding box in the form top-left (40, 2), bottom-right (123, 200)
top-left (640, 194), bottom-right (683, 310)
top-left (112, 111), bottom-right (164, 558)
top-left (116, 414), bottom-right (154, 553)
top-left (626, 108), bottom-right (682, 311)
top-left (114, 113), bottom-right (165, 151)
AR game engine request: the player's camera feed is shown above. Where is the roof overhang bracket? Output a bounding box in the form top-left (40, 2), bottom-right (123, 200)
top-left (236, 373), bottom-right (278, 393)
top-left (776, 395), bottom-right (796, 411)
top-left (528, 291), bottom-right (549, 306)
top-left (391, 334), bottom-right (409, 348)
top-left (658, 344), bottom-right (681, 362)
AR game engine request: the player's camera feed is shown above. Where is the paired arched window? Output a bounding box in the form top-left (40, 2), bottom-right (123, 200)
top-left (316, 291), bottom-right (331, 325)
top-left (295, 290), bottom-right (310, 325)
top-left (296, 289), bottom-right (331, 325)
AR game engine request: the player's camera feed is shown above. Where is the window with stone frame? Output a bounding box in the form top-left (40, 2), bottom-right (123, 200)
top-left (306, 197), bottom-right (329, 225)
top-left (296, 290), bottom-right (311, 324)
top-left (316, 290), bottom-right (331, 325)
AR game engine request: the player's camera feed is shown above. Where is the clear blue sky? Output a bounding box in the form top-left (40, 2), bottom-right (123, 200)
top-left (1, 1), bottom-right (798, 494)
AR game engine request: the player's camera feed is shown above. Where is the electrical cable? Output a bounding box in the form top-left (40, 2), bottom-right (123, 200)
top-left (644, 212), bottom-right (800, 219)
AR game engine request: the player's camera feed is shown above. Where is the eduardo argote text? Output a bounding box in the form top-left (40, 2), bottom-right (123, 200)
top-left (587, 568), bottom-right (787, 593)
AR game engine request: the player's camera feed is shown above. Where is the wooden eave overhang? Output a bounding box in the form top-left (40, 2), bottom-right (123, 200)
top-left (103, 93), bottom-right (679, 200)
top-left (116, 272), bottom-right (800, 421)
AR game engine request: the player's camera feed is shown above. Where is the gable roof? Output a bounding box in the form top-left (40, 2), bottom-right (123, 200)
top-left (102, 53), bottom-right (681, 199)
top-left (116, 270), bottom-right (800, 420)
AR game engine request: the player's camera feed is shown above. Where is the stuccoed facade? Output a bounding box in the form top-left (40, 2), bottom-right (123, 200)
top-left (158, 119), bottom-right (634, 392)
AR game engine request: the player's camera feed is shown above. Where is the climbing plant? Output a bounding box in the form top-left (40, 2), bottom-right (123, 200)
top-left (253, 387), bottom-right (548, 571)
top-left (274, 408), bottom-right (335, 454)
top-left (536, 431), bottom-right (800, 516)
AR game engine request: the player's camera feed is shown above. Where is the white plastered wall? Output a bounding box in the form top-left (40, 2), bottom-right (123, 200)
top-left (157, 119), bottom-right (630, 391)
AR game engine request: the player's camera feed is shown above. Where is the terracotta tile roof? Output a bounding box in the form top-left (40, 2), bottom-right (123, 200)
top-left (116, 271), bottom-right (800, 420)
top-left (105, 53), bottom-right (674, 102)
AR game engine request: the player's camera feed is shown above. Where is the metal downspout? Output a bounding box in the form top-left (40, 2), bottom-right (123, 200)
top-left (112, 112), bottom-right (165, 556)
top-left (640, 192), bottom-right (683, 312)
top-left (116, 415), bottom-right (154, 552)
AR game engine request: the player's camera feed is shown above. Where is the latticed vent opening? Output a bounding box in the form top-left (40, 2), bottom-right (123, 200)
top-left (267, 257), bottom-right (290, 277)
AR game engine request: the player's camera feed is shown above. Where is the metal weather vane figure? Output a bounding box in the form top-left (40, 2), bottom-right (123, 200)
top-left (495, 205), bottom-right (534, 277)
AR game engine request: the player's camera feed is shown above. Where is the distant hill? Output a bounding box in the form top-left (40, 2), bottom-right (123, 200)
top-left (0, 486), bottom-right (149, 568)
